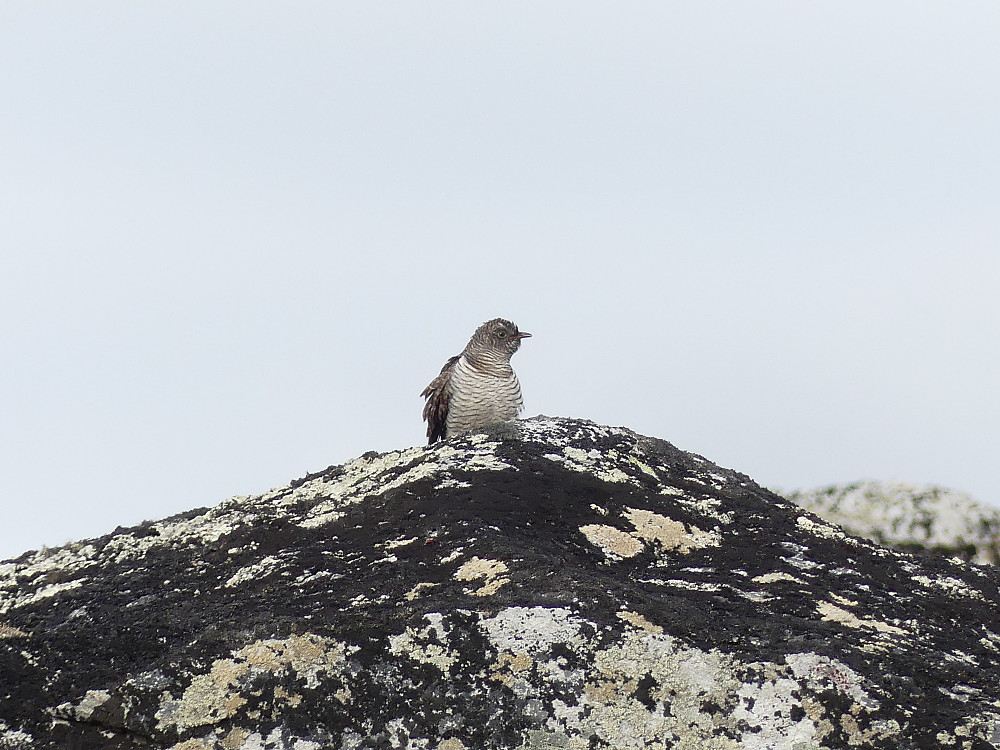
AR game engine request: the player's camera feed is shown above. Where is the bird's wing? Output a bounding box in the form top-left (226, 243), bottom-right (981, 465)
top-left (421, 355), bottom-right (459, 444)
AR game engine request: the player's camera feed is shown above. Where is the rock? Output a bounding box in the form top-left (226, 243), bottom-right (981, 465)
top-left (0, 416), bottom-right (998, 749)
top-left (786, 481), bottom-right (1000, 565)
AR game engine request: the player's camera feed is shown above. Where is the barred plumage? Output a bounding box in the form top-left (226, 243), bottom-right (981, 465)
top-left (420, 318), bottom-right (530, 444)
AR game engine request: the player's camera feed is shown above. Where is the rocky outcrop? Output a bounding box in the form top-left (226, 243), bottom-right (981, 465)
top-left (786, 481), bottom-right (1000, 565)
top-left (1, 417), bottom-right (998, 749)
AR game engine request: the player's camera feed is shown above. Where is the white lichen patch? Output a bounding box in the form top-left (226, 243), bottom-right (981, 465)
top-left (912, 574), bottom-right (985, 600)
top-left (816, 600), bottom-right (907, 636)
top-left (298, 508), bottom-right (345, 530)
top-left (732, 675), bottom-right (819, 749)
top-left (0, 545), bottom-right (93, 593)
top-left (579, 524), bottom-right (644, 560)
top-left (389, 613), bottom-right (461, 675)
top-left (542, 446), bottom-right (635, 485)
top-left (454, 556), bottom-right (510, 596)
top-left (177, 727), bottom-right (323, 750)
top-left (780, 544), bottom-right (825, 572)
top-left (295, 449), bottom-right (424, 527)
top-left (659, 485), bottom-right (686, 496)
top-left (383, 536), bottom-right (419, 550)
top-left (293, 569), bottom-right (337, 587)
top-left (980, 631), bottom-right (1000, 653)
top-left (298, 441), bottom-right (514, 530)
top-left (0, 721), bottom-right (34, 748)
top-left (517, 418), bottom-right (628, 448)
top-left (738, 590), bottom-right (776, 603)
top-left (481, 607), bottom-right (586, 656)
top-left (624, 507), bottom-right (720, 553)
top-left (944, 651), bottom-right (979, 666)
top-left (752, 572), bottom-right (805, 585)
top-left (434, 478), bottom-right (473, 490)
top-left (786, 652), bottom-right (880, 710)
top-left (705, 471), bottom-right (734, 487)
top-left (566, 448), bottom-right (632, 483)
top-left (454, 447), bottom-right (516, 473)
top-left (796, 514), bottom-right (857, 543)
top-left (223, 555), bottom-right (283, 588)
top-left (0, 544), bottom-right (96, 594)
top-left (663, 579), bottom-right (722, 592)
top-left (2, 579), bottom-right (85, 613)
top-left (103, 513), bottom-right (237, 565)
top-left (654, 485), bottom-right (736, 527)
top-left (156, 633), bottom-right (353, 732)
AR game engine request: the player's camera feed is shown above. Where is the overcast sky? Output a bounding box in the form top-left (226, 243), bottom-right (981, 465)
top-left (2, 3), bottom-right (998, 561)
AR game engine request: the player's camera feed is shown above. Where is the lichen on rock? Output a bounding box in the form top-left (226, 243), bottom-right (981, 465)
top-left (0, 417), bottom-right (998, 749)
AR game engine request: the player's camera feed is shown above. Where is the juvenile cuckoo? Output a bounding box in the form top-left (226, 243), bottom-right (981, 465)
top-left (421, 318), bottom-right (531, 444)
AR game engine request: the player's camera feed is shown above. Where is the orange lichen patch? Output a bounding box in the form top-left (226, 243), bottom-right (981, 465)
top-left (579, 524), bottom-right (644, 559)
top-left (454, 557), bottom-right (510, 596)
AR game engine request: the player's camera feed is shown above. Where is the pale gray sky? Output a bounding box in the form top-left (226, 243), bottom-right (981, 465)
top-left (2, 3), bottom-right (998, 560)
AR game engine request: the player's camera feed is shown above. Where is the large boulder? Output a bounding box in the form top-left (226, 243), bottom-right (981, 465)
top-left (786, 480), bottom-right (1000, 565)
top-left (1, 417), bottom-right (998, 749)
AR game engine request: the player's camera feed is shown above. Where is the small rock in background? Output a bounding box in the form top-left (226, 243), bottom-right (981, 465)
top-left (785, 480), bottom-right (1000, 564)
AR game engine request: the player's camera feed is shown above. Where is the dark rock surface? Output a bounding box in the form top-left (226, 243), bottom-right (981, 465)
top-left (1, 417), bottom-right (999, 749)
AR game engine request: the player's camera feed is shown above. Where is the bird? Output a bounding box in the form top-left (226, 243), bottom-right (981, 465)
top-left (421, 318), bottom-right (531, 444)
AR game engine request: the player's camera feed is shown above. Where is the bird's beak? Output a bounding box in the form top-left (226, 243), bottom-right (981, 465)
top-left (516, 332), bottom-right (532, 339)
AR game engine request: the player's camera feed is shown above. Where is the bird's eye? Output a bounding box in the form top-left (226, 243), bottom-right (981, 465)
top-left (496, 330), bottom-right (508, 338)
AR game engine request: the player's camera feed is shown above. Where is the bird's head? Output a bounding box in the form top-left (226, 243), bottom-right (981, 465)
top-left (472, 318), bottom-right (531, 358)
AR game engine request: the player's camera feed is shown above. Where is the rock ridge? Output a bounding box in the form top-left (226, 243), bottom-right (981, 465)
top-left (0, 416), bottom-right (998, 749)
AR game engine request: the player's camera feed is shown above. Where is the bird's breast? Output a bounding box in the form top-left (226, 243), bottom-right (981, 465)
top-left (445, 355), bottom-right (524, 435)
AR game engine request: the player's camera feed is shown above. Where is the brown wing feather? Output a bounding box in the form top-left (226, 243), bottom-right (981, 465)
top-left (421, 355), bottom-right (459, 444)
